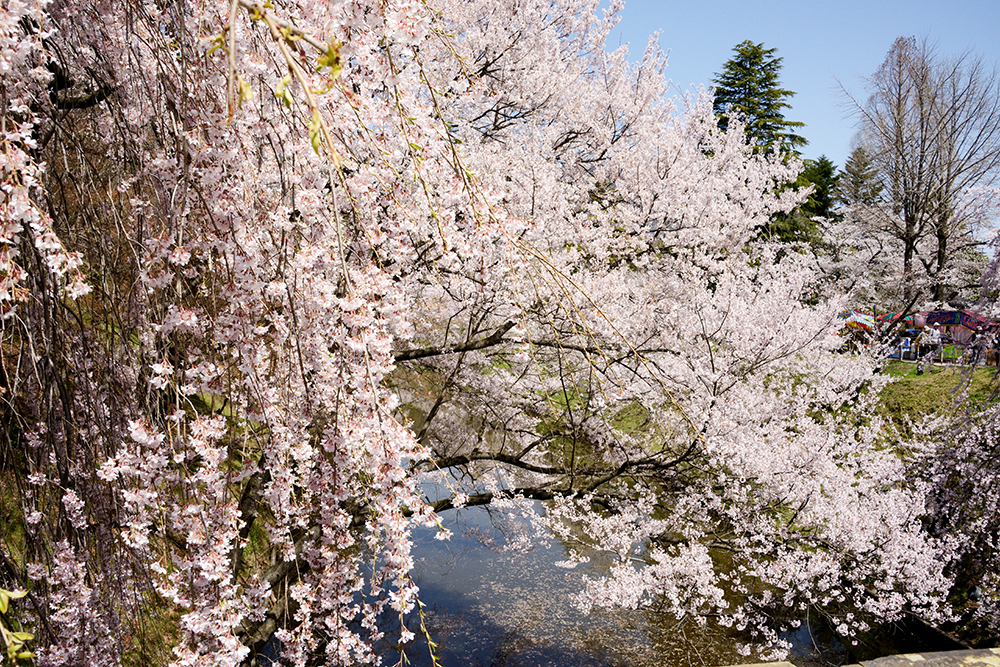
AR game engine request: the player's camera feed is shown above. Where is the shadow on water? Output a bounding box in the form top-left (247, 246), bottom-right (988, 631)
top-left (843, 614), bottom-right (970, 665)
top-left (776, 607), bottom-right (967, 667)
top-left (780, 619), bottom-right (848, 667)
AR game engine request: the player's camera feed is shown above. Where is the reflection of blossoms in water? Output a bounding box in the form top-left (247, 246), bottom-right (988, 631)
top-left (393, 495), bottom-right (881, 667)
top-left (400, 502), bottom-right (747, 667)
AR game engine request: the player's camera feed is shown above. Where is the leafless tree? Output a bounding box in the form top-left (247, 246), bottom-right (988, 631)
top-left (846, 36), bottom-right (1000, 304)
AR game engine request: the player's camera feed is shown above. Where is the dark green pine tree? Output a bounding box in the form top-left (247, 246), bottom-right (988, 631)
top-left (799, 155), bottom-right (840, 219)
top-left (712, 40), bottom-right (807, 155)
top-left (766, 155), bottom-right (840, 245)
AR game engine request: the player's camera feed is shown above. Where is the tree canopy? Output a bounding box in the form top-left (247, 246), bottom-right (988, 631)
top-left (836, 147), bottom-right (883, 208)
top-left (0, 4), bottom-right (997, 667)
top-left (763, 155), bottom-right (840, 246)
top-left (712, 40), bottom-right (807, 155)
top-left (841, 36), bottom-right (1000, 306)
top-left (799, 156), bottom-right (840, 220)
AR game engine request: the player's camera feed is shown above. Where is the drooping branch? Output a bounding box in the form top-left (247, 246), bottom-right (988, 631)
top-left (235, 0), bottom-right (329, 54)
top-left (236, 525), bottom-right (322, 646)
top-left (425, 488), bottom-right (554, 513)
top-left (230, 466), bottom-right (270, 579)
top-left (417, 451), bottom-right (576, 477)
top-left (394, 320), bottom-right (516, 361)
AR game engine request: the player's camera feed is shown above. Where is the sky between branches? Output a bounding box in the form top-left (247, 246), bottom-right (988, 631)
top-left (603, 0), bottom-right (1000, 169)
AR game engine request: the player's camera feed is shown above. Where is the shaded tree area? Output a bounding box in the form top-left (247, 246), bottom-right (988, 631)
top-left (800, 155), bottom-right (841, 220)
top-left (769, 155), bottom-right (841, 246)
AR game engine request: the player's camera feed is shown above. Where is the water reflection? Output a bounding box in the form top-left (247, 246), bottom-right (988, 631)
top-left (381, 502), bottom-right (751, 667)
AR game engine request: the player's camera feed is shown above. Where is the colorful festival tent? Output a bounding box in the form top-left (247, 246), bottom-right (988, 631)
top-left (877, 312), bottom-right (914, 325)
top-left (922, 310), bottom-right (998, 344)
top-left (923, 310), bottom-right (997, 332)
top-left (839, 309), bottom-right (876, 330)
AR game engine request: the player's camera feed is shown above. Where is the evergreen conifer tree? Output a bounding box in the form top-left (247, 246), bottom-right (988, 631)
top-left (765, 156), bottom-right (840, 246)
top-left (713, 40), bottom-right (807, 155)
top-left (835, 146), bottom-right (883, 207)
top-left (799, 155), bottom-right (840, 219)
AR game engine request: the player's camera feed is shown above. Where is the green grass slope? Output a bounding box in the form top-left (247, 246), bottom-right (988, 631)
top-left (878, 361), bottom-right (998, 436)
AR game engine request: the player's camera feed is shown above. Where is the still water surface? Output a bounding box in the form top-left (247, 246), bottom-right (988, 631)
top-left (381, 502), bottom-right (848, 667)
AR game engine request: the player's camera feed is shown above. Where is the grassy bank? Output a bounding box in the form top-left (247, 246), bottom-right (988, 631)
top-left (878, 360), bottom-right (998, 436)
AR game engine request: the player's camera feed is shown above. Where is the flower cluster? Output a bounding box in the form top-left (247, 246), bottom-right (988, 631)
top-left (0, 0), bottom-right (988, 663)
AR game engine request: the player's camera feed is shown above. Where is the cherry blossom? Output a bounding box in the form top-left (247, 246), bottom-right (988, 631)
top-left (0, 0), bottom-right (988, 663)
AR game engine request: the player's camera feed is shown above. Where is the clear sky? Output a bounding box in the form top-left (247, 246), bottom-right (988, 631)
top-left (603, 0), bottom-right (1000, 169)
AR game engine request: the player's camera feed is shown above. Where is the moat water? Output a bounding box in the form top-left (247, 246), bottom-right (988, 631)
top-left (377, 501), bottom-right (867, 667)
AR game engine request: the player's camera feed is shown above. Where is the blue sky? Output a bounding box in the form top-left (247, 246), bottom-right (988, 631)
top-left (604, 0), bottom-right (1000, 169)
